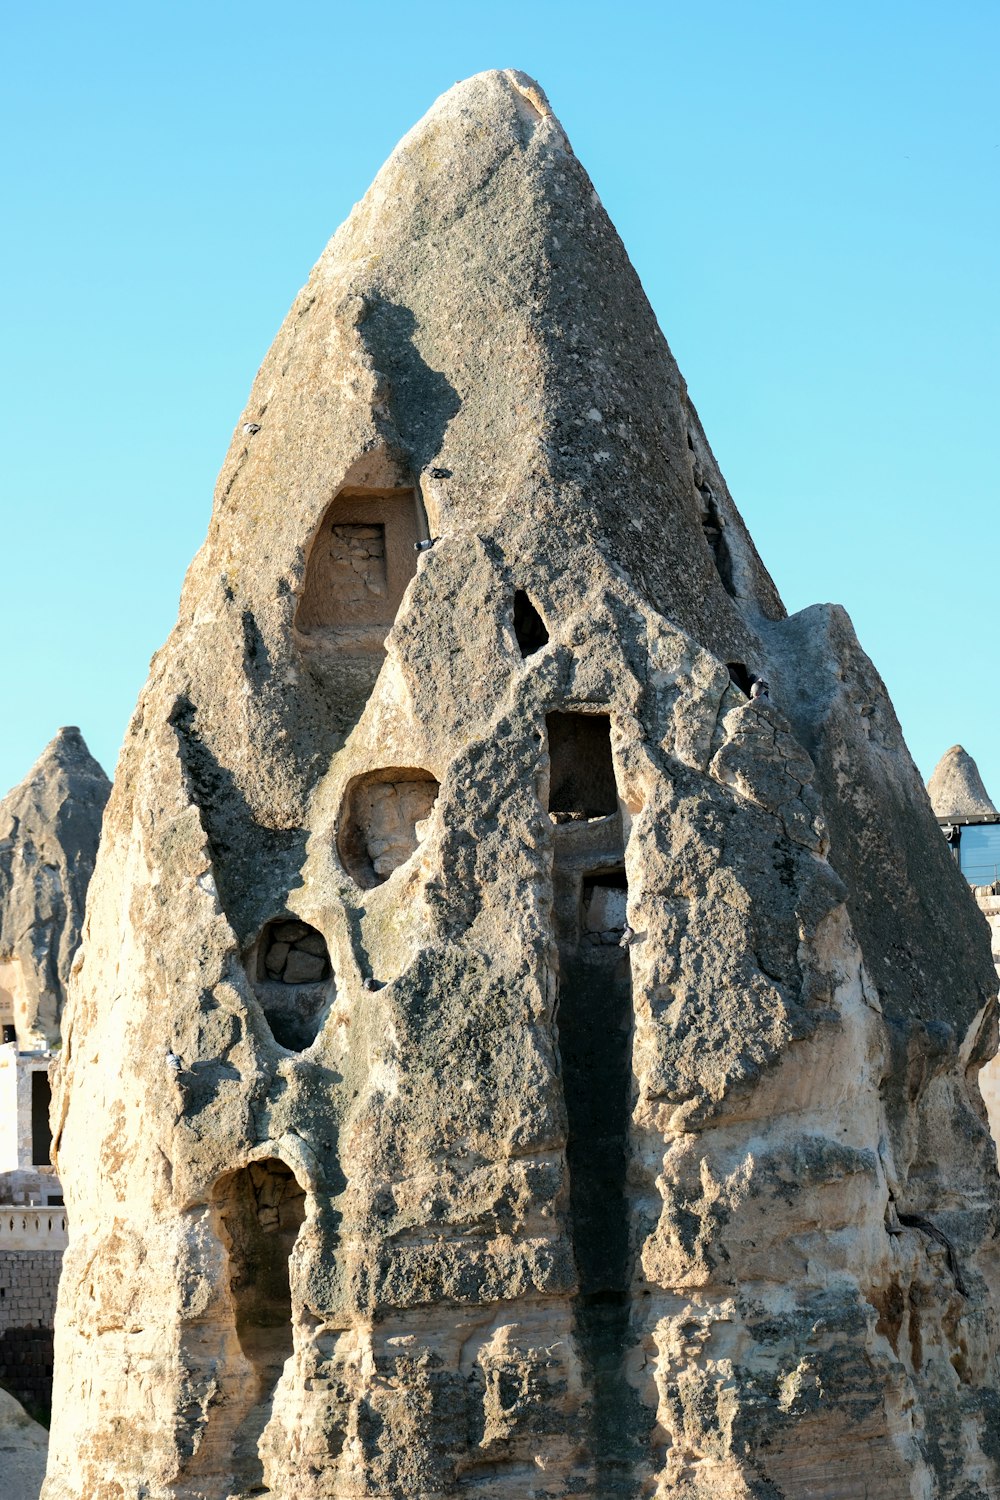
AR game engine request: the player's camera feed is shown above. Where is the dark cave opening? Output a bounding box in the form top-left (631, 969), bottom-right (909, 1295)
top-left (546, 712), bottom-right (617, 820)
top-left (252, 919), bottom-right (332, 1051)
top-left (513, 590), bottom-right (549, 658)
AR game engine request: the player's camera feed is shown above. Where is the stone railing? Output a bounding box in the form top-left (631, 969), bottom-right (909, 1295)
top-left (0, 1208), bottom-right (68, 1251)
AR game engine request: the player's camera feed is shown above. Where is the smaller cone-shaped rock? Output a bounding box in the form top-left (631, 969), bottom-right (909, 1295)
top-left (0, 729), bottom-right (110, 1049)
top-left (928, 744), bottom-right (998, 821)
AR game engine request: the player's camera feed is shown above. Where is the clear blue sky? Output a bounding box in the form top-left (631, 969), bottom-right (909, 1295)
top-left (1, 1), bottom-right (997, 803)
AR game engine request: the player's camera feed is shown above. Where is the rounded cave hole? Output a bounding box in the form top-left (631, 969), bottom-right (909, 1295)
top-left (513, 590), bottom-right (549, 658)
top-left (338, 767), bottom-right (440, 889)
top-left (252, 919), bottom-right (332, 1052)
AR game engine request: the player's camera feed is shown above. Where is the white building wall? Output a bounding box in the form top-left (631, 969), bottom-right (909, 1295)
top-left (975, 892), bottom-right (1000, 1147)
top-left (0, 1045), bottom-right (54, 1176)
top-left (0, 1045), bottom-right (20, 1174)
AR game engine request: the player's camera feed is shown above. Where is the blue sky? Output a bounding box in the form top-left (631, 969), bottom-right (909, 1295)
top-left (1, 1), bottom-right (997, 804)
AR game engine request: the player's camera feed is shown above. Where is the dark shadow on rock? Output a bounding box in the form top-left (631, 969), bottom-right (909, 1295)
top-left (169, 695), bottom-right (305, 942)
top-left (181, 1059), bottom-right (243, 1119)
top-left (358, 299), bottom-right (461, 471)
top-left (241, 608), bottom-right (272, 687)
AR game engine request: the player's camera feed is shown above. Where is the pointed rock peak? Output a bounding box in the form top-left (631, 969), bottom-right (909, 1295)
top-left (0, 729), bottom-right (110, 1047)
top-left (9, 726), bottom-right (110, 801)
top-left (927, 745), bottom-right (997, 820)
top-left (211, 66), bottom-right (784, 697)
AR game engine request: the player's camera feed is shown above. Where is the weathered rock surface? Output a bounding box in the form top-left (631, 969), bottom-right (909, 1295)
top-left (0, 729), bottom-right (110, 1050)
top-left (0, 1384), bottom-right (49, 1500)
top-left (45, 71), bottom-right (1000, 1499)
top-left (928, 744), bottom-right (998, 821)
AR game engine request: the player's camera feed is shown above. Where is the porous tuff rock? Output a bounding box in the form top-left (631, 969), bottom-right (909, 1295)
top-left (928, 745), bottom-right (999, 821)
top-left (45, 71), bottom-right (1000, 1500)
top-left (0, 728), bottom-right (110, 1049)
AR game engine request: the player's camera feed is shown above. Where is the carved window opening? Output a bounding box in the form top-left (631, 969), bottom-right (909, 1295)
top-left (212, 1159), bottom-right (306, 1493)
top-left (727, 662), bottom-right (753, 698)
top-left (293, 484), bottom-right (424, 744)
top-left (295, 488), bottom-right (420, 640)
top-left (31, 1073), bottom-right (51, 1167)
top-left (546, 713), bottom-right (617, 822)
top-left (513, 591), bottom-right (549, 658)
top-left (253, 919), bottom-right (332, 1052)
top-left (338, 768), bottom-right (439, 889)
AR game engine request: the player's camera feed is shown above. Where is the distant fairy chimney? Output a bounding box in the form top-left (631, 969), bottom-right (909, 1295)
top-left (0, 729), bottom-right (110, 1051)
top-left (927, 745), bottom-right (998, 822)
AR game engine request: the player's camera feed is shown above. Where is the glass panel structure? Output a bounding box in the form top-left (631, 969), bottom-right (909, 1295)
top-left (959, 824), bottom-right (1000, 887)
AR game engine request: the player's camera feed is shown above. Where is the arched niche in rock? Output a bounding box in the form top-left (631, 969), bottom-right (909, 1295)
top-left (294, 452), bottom-right (428, 735)
top-left (249, 918), bottom-right (333, 1051)
top-left (337, 767), bottom-right (440, 889)
top-left (209, 1158), bottom-right (307, 1493)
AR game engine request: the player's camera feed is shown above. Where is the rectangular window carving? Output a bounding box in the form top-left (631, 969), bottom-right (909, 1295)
top-left (546, 712), bottom-right (617, 820)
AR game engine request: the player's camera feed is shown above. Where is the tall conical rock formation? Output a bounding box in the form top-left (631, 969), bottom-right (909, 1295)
top-left (0, 728), bottom-right (109, 1050)
top-left (45, 72), bottom-right (1000, 1499)
top-left (928, 744), bottom-right (998, 821)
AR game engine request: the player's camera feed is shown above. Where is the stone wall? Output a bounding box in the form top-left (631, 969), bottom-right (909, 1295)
top-left (0, 1247), bottom-right (61, 1421)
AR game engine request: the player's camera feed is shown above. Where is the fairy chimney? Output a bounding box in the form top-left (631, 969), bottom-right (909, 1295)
top-left (0, 728), bottom-right (109, 1052)
top-left (928, 744), bottom-right (998, 823)
top-left (44, 72), bottom-right (1000, 1499)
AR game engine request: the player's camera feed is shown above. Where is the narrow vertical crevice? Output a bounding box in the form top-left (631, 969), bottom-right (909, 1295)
top-left (689, 428), bottom-right (738, 599)
top-left (560, 869), bottom-right (631, 1301)
top-left (549, 778), bottom-right (644, 1489)
top-left (700, 486), bottom-right (737, 597)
